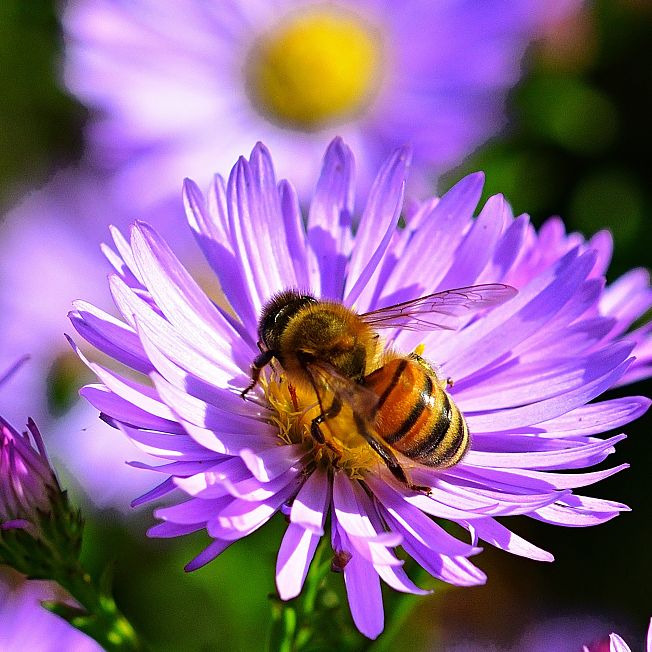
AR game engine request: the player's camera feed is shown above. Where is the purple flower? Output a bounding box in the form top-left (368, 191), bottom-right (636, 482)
top-left (0, 570), bottom-right (102, 652)
top-left (71, 140), bottom-right (650, 639)
top-left (63, 0), bottom-right (577, 206)
top-left (0, 360), bottom-right (60, 535)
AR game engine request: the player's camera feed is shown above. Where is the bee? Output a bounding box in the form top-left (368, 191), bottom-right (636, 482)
top-left (242, 284), bottom-right (516, 490)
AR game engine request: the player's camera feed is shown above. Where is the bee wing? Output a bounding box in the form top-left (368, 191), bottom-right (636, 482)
top-left (305, 360), bottom-right (410, 484)
top-left (359, 283), bottom-right (517, 331)
top-left (306, 360), bottom-right (379, 423)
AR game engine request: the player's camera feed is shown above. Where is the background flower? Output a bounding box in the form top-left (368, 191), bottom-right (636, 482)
top-left (62, 0), bottom-right (578, 206)
top-left (0, 569), bottom-right (102, 652)
top-left (71, 139), bottom-right (649, 638)
top-left (0, 411), bottom-right (58, 535)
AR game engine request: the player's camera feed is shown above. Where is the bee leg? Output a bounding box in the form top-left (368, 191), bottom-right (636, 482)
top-left (310, 397), bottom-right (342, 445)
top-left (241, 350), bottom-right (276, 398)
top-left (353, 414), bottom-right (431, 495)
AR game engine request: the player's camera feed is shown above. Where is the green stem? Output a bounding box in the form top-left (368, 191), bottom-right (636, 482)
top-left (268, 537), bottom-right (333, 652)
top-left (367, 594), bottom-right (421, 652)
top-left (52, 559), bottom-right (146, 652)
top-left (301, 539), bottom-right (329, 616)
top-left (367, 566), bottom-right (445, 652)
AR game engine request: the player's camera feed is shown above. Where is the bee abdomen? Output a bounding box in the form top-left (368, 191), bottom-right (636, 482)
top-left (365, 358), bottom-right (469, 469)
top-left (403, 401), bottom-right (469, 468)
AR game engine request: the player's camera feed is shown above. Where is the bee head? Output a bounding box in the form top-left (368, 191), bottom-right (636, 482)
top-left (258, 290), bottom-right (318, 352)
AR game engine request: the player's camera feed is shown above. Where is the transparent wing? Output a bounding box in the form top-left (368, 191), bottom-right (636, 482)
top-left (307, 360), bottom-right (379, 422)
top-left (360, 283), bottom-right (517, 331)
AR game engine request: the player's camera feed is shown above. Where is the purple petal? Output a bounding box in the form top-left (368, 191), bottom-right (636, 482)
top-left (108, 224), bottom-right (145, 286)
top-left (225, 151), bottom-right (296, 314)
top-left (531, 495), bottom-right (628, 527)
top-left (279, 180), bottom-right (310, 290)
top-left (609, 633), bottom-right (632, 652)
top-left (276, 523), bottom-right (322, 600)
top-left (307, 137), bottom-right (354, 299)
top-left (69, 301), bottom-right (152, 374)
top-left (443, 248), bottom-right (597, 378)
top-left (151, 373), bottom-right (274, 453)
top-left (529, 396), bottom-right (650, 437)
top-left (332, 474), bottom-right (402, 566)
top-left (465, 350), bottom-right (633, 433)
top-left (601, 268), bottom-right (652, 335)
top-left (378, 172), bottom-right (485, 303)
top-left (79, 384), bottom-right (186, 434)
top-left (465, 518), bottom-right (554, 561)
top-left (156, 496), bottom-right (231, 525)
top-left (185, 539), bottom-right (233, 572)
top-left (400, 535), bottom-right (486, 587)
top-left (207, 480), bottom-right (297, 540)
top-left (447, 463), bottom-right (629, 492)
top-left (483, 213), bottom-right (530, 282)
top-left (289, 467), bottom-right (330, 534)
top-left (240, 445), bottom-right (306, 483)
top-left (345, 146), bottom-right (410, 307)
top-left (221, 467), bottom-right (300, 502)
top-left (183, 176), bottom-right (258, 335)
top-left (437, 193), bottom-right (509, 289)
top-left (369, 478), bottom-right (478, 556)
top-left (464, 434), bottom-right (626, 470)
top-left (118, 422), bottom-right (218, 460)
top-left (130, 221), bottom-right (244, 358)
top-left (135, 318), bottom-right (252, 405)
top-left (81, 357), bottom-right (178, 422)
top-left (148, 521), bottom-right (205, 538)
top-left (339, 531), bottom-right (384, 640)
top-left (109, 272), bottom-right (252, 378)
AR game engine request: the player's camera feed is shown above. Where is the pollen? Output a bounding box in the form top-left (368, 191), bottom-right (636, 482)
top-left (245, 8), bottom-right (382, 131)
top-left (264, 374), bottom-right (382, 480)
top-left (413, 343), bottom-right (426, 357)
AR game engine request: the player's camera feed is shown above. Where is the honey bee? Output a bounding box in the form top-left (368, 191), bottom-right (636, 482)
top-left (242, 284), bottom-right (516, 490)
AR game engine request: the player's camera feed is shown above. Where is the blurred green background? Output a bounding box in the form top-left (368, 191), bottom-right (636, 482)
top-left (0, 0), bottom-right (651, 650)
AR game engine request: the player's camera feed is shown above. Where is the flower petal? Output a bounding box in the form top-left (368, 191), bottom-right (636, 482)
top-left (276, 523), bottom-right (322, 600)
top-left (307, 137), bottom-right (355, 299)
top-left (345, 146), bottom-right (410, 307)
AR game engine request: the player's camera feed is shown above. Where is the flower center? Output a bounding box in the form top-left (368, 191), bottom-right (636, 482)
top-left (264, 375), bottom-right (381, 479)
top-left (245, 8), bottom-right (382, 131)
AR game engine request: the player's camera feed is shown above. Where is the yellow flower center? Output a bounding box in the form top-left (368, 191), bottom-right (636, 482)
top-left (245, 8), bottom-right (382, 131)
top-left (264, 375), bottom-right (381, 480)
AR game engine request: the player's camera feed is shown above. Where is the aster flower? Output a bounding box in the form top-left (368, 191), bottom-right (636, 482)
top-left (0, 415), bottom-right (59, 535)
top-left (0, 359), bottom-right (85, 581)
top-left (70, 139), bottom-right (650, 639)
top-left (0, 571), bottom-right (102, 652)
top-left (0, 360), bottom-right (63, 538)
top-left (63, 0), bottom-right (578, 207)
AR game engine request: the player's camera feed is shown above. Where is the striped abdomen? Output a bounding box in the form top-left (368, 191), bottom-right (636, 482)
top-left (364, 356), bottom-right (469, 468)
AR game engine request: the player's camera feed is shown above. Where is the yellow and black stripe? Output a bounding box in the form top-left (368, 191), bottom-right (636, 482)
top-left (365, 356), bottom-right (469, 469)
